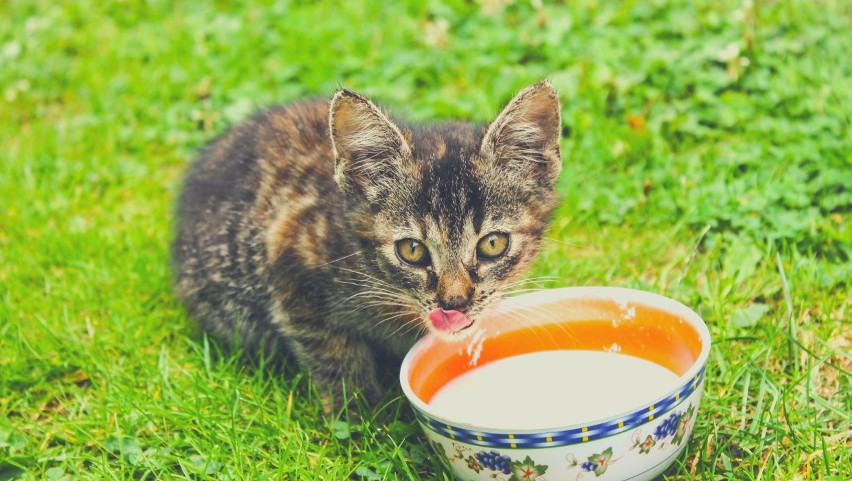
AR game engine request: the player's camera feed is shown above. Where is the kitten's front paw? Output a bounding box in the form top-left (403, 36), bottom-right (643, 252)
top-left (293, 334), bottom-right (384, 415)
top-left (318, 379), bottom-right (381, 418)
top-left (321, 390), bottom-right (335, 417)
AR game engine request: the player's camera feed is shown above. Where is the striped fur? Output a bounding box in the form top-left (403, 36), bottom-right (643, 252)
top-left (172, 82), bottom-right (563, 406)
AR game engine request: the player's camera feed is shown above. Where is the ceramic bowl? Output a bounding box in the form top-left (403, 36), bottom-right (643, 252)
top-left (400, 287), bottom-right (711, 481)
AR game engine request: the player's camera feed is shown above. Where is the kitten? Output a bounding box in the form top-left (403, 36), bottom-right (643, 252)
top-left (172, 81), bottom-right (563, 406)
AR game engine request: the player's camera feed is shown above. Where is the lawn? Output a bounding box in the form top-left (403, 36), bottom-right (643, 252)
top-left (1, 0), bottom-right (850, 479)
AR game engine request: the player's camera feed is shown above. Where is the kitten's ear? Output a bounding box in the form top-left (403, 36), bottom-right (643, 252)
top-left (329, 89), bottom-right (412, 195)
top-left (480, 81), bottom-right (562, 186)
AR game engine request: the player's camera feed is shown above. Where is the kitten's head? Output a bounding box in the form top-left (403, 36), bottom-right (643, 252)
top-left (329, 82), bottom-right (562, 340)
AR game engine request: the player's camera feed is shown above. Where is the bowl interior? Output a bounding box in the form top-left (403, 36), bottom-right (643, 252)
top-left (405, 289), bottom-right (706, 413)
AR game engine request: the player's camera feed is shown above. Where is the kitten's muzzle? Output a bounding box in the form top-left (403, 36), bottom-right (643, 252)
top-left (432, 268), bottom-right (475, 333)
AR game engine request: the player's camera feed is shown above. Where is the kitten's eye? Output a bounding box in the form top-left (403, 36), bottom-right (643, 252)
top-left (396, 239), bottom-right (431, 266)
top-left (477, 232), bottom-right (510, 260)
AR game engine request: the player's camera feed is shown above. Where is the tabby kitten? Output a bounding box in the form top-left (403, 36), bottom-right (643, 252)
top-left (172, 81), bottom-right (563, 406)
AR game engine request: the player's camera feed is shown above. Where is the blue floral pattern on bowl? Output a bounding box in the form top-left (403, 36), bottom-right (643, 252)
top-left (427, 401), bottom-right (699, 480)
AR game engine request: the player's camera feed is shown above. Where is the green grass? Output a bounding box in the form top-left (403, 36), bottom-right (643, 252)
top-left (1, 0), bottom-right (850, 479)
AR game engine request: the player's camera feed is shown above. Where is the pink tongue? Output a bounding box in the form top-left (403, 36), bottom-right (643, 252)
top-left (428, 308), bottom-right (472, 332)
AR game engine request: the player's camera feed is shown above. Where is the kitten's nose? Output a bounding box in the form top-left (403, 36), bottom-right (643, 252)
top-left (437, 268), bottom-right (474, 313)
top-left (438, 295), bottom-right (471, 313)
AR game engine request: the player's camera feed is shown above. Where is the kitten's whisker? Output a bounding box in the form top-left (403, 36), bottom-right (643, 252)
top-left (386, 315), bottom-right (427, 339)
top-left (333, 282), bottom-right (408, 300)
top-left (488, 289), bottom-right (566, 344)
top-left (332, 273), bottom-right (420, 313)
top-left (356, 300), bottom-right (415, 310)
top-left (542, 237), bottom-right (582, 248)
top-left (502, 276), bottom-right (561, 289)
top-left (370, 311), bottom-right (420, 336)
top-left (509, 303), bottom-right (580, 346)
top-left (337, 279), bottom-right (400, 294)
top-left (500, 308), bottom-right (558, 349)
top-left (503, 282), bottom-right (552, 290)
top-left (503, 288), bottom-right (551, 296)
top-left (333, 277), bottom-right (402, 293)
top-left (331, 289), bottom-right (407, 309)
top-left (395, 319), bottom-right (428, 339)
top-left (347, 297), bottom-right (415, 314)
top-left (337, 288), bottom-right (404, 302)
top-left (311, 251), bottom-right (362, 269)
top-left (371, 310), bottom-right (414, 325)
top-left (513, 275), bottom-right (561, 281)
top-left (332, 266), bottom-right (399, 288)
top-left (369, 308), bottom-right (413, 322)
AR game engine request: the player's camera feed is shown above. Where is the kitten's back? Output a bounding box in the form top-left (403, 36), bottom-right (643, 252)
top-left (172, 99), bottom-right (344, 353)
